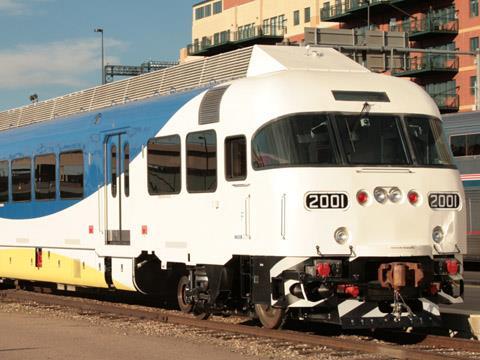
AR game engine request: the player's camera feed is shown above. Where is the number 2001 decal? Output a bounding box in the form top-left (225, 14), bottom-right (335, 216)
top-left (305, 193), bottom-right (349, 210)
top-left (428, 193), bottom-right (460, 209)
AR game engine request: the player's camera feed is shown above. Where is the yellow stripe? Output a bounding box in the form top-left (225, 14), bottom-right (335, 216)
top-left (0, 248), bottom-right (130, 290)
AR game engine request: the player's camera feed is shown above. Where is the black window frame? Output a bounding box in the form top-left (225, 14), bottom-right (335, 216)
top-left (59, 150), bottom-right (84, 200)
top-left (34, 153), bottom-right (56, 201)
top-left (304, 7), bottom-right (311, 23)
top-left (147, 135), bottom-right (182, 196)
top-left (186, 130), bottom-right (217, 193)
top-left (11, 157), bottom-right (32, 202)
top-left (0, 160), bottom-right (9, 203)
top-left (293, 10), bottom-right (300, 26)
top-left (225, 135), bottom-right (247, 182)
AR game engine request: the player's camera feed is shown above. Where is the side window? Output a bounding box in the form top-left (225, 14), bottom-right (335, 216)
top-left (35, 154), bottom-right (56, 200)
top-left (187, 130), bottom-right (217, 193)
top-left (124, 143), bottom-right (130, 197)
top-left (147, 135), bottom-right (181, 195)
top-left (12, 157), bottom-right (31, 202)
top-left (111, 144), bottom-right (117, 198)
top-left (60, 150), bottom-right (84, 199)
top-left (0, 161), bottom-right (9, 203)
top-left (225, 136), bottom-right (247, 181)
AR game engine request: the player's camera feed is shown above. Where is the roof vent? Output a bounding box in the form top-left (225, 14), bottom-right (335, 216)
top-left (199, 85), bottom-right (230, 125)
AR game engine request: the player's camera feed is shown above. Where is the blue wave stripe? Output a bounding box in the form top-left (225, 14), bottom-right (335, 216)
top-left (0, 88), bottom-right (205, 219)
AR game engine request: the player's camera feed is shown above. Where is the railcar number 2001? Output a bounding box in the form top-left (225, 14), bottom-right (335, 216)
top-left (428, 193), bottom-right (460, 209)
top-left (305, 193), bottom-right (348, 210)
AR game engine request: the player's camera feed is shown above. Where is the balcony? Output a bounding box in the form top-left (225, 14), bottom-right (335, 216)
top-left (321, 0), bottom-right (392, 22)
top-left (187, 25), bottom-right (285, 56)
top-left (398, 14), bottom-right (458, 40)
top-left (429, 92), bottom-right (459, 113)
top-left (393, 54), bottom-right (459, 77)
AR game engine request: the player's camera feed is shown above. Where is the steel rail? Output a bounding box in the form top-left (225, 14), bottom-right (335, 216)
top-left (1, 289), bottom-right (477, 360)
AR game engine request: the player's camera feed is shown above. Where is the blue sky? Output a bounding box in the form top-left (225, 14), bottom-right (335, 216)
top-left (0, 0), bottom-right (197, 111)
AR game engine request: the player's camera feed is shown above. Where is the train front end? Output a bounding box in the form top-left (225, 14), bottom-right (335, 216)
top-left (239, 68), bottom-right (466, 329)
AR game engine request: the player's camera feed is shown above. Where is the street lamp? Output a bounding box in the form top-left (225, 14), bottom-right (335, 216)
top-left (94, 28), bottom-right (105, 85)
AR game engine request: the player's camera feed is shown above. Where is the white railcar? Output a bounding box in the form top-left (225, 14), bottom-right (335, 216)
top-left (0, 45), bottom-right (465, 329)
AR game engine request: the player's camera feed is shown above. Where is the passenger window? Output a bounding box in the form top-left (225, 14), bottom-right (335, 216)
top-left (60, 150), bottom-right (84, 199)
top-left (0, 161), bottom-right (9, 203)
top-left (450, 135), bottom-right (466, 157)
top-left (35, 154), bottom-right (56, 200)
top-left (111, 144), bottom-right (117, 198)
top-left (12, 157), bottom-right (31, 202)
top-left (187, 130), bottom-right (217, 193)
top-left (225, 136), bottom-right (247, 181)
top-left (124, 143), bottom-right (130, 197)
top-left (147, 135), bottom-right (181, 195)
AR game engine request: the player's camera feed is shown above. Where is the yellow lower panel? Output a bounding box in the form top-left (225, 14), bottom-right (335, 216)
top-left (0, 248), bottom-right (108, 289)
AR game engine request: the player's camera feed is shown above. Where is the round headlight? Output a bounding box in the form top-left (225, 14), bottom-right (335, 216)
top-left (374, 187), bottom-right (388, 204)
top-left (432, 226), bottom-right (444, 243)
top-left (389, 187), bottom-right (403, 203)
top-left (334, 227), bottom-right (349, 245)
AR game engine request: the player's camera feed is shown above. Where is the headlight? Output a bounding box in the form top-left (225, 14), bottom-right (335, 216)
top-left (432, 226), bottom-right (444, 243)
top-left (388, 187), bottom-right (403, 203)
top-left (374, 187), bottom-right (388, 204)
top-left (334, 227), bottom-right (349, 245)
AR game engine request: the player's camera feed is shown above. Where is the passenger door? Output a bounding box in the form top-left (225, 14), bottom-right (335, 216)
top-left (104, 133), bottom-right (130, 245)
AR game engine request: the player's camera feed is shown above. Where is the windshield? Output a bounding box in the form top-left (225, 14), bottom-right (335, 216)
top-left (252, 114), bottom-right (339, 169)
top-left (405, 116), bottom-right (453, 166)
top-left (336, 115), bottom-right (409, 165)
top-left (252, 113), bottom-right (454, 170)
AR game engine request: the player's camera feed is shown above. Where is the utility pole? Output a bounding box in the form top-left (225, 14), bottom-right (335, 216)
top-left (94, 28), bottom-right (105, 85)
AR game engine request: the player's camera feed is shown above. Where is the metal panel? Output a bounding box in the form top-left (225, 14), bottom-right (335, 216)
top-left (199, 85), bottom-right (230, 125)
top-left (0, 47), bottom-right (253, 132)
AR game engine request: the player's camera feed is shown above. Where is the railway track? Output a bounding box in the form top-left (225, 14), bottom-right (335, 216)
top-left (0, 288), bottom-right (478, 360)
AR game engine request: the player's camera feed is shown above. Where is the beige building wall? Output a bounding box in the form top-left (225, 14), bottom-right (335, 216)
top-left (191, 0), bottom-right (332, 45)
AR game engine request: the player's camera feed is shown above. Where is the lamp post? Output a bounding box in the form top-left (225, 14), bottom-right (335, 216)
top-left (94, 28), bottom-right (105, 85)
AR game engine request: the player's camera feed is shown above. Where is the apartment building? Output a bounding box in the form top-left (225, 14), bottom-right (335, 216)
top-left (190, 0), bottom-right (329, 56)
top-left (320, 0), bottom-right (480, 112)
top-left (189, 0), bottom-right (479, 113)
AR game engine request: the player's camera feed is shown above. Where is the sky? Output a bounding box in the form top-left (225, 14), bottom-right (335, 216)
top-left (0, 0), bottom-right (197, 111)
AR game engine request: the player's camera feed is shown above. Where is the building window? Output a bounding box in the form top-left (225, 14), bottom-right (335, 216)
top-left (12, 157), bottom-right (31, 202)
top-left (278, 14), bottom-right (286, 30)
top-left (35, 154), bottom-right (56, 200)
top-left (147, 135), bottom-right (181, 195)
top-left (0, 161), bottom-right (8, 203)
top-left (187, 130), bottom-right (217, 193)
top-left (213, 1), bottom-right (222, 15)
top-left (124, 143), bottom-right (130, 197)
top-left (195, 6), bottom-right (205, 20)
top-left (304, 7), bottom-right (311, 23)
top-left (471, 0), bottom-right (479, 17)
top-left (471, 37), bottom-right (479, 51)
top-left (225, 136), bottom-right (247, 181)
top-left (205, 4), bottom-right (211, 17)
top-left (60, 150), bottom-right (83, 199)
top-left (471, 76), bottom-right (478, 96)
top-left (293, 10), bottom-right (300, 26)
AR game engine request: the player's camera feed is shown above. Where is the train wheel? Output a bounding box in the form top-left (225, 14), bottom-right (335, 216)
top-left (177, 275), bottom-right (193, 313)
top-left (254, 304), bottom-right (285, 329)
top-left (193, 304), bottom-right (211, 320)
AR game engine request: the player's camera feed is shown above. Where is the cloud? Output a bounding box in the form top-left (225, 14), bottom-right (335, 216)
top-left (0, 38), bottom-right (126, 90)
top-left (0, 0), bottom-right (52, 16)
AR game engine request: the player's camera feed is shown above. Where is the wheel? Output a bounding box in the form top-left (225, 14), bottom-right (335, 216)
top-left (254, 304), bottom-right (285, 329)
top-left (177, 275), bottom-right (193, 313)
top-left (193, 304), bottom-right (211, 320)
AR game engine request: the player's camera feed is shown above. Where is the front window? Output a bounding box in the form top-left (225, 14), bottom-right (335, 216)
top-left (252, 113), bottom-right (454, 169)
top-left (252, 114), bottom-right (339, 169)
top-left (336, 115), bottom-right (408, 165)
top-left (405, 116), bottom-right (453, 166)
